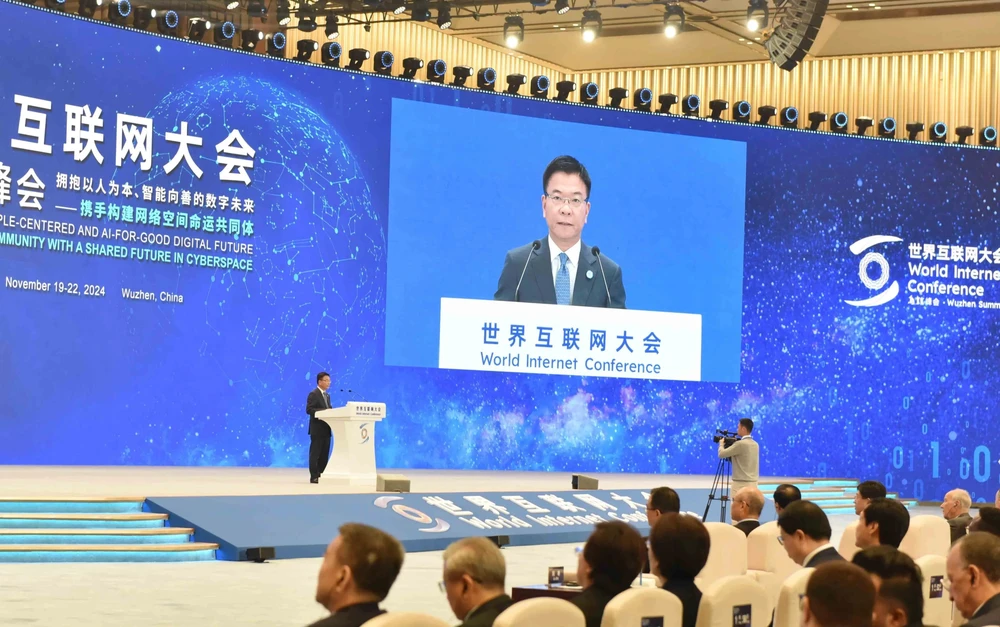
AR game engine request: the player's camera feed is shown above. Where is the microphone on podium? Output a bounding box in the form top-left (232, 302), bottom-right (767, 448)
top-left (514, 240), bottom-right (541, 302)
top-left (592, 246), bottom-right (612, 307)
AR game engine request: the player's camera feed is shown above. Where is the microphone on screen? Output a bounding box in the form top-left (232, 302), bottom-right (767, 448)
top-left (514, 240), bottom-right (541, 302)
top-left (592, 246), bottom-right (612, 307)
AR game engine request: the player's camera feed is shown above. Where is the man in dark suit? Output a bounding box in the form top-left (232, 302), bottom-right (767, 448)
top-left (307, 371), bottom-right (333, 484)
top-left (852, 546), bottom-right (925, 627)
top-left (308, 523), bottom-right (404, 627)
top-left (494, 156), bottom-right (626, 308)
top-left (855, 498), bottom-right (910, 550)
top-left (573, 520), bottom-right (646, 627)
top-left (777, 500), bottom-right (845, 568)
top-left (947, 532), bottom-right (1000, 627)
top-left (441, 537), bottom-right (513, 627)
top-left (773, 483), bottom-right (802, 516)
top-left (643, 487), bottom-right (681, 574)
top-left (942, 488), bottom-right (974, 544)
top-left (732, 486), bottom-right (764, 536)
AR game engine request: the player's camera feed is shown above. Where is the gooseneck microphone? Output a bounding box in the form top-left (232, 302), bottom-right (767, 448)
top-left (592, 246), bottom-right (612, 307)
top-left (514, 240), bottom-right (541, 301)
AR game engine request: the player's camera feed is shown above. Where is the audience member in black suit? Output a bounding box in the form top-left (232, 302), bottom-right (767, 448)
top-left (777, 500), bottom-right (844, 568)
top-left (969, 507), bottom-right (1000, 537)
top-left (643, 487), bottom-right (680, 573)
top-left (948, 532), bottom-right (1000, 627)
top-left (855, 480), bottom-right (888, 516)
top-left (441, 537), bottom-right (512, 627)
top-left (802, 562), bottom-right (876, 627)
top-left (732, 486), bottom-right (764, 536)
top-left (773, 483), bottom-right (802, 516)
top-left (308, 523), bottom-right (404, 627)
top-left (572, 520), bottom-right (646, 627)
top-left (648, 513), bottom-right (710, 627)
top-left (941, 489), bottom-right (974, 544)
top-left (852, 546), bottom-right (925, 627)
top-left (856, 498), bottom-right (910, 550)
top-left (306, 371), bottom-right (334, 483)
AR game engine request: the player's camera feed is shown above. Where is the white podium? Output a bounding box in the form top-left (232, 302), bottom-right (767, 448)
top-left (315, 402), bottom-right (386, 487)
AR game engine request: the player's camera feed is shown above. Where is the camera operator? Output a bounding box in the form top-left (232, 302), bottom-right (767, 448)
top-left (717, 418), bottom-right (759, 493)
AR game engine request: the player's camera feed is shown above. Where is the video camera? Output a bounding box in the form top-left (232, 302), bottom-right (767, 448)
top-left (712, 428), bottom-right (741, 449)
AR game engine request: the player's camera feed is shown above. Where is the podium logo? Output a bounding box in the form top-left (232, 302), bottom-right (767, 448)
top-left (373, 496), bottom-right (450, 533)
top-left (359, 423), bottom-right (370, 444)
top-left (844, 235), bottom-right (903, 307)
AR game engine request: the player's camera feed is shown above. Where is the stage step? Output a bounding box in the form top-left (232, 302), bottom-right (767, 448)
top-left (0, 528), bottom-right (194, 545)
top-left (0, 542), bottom-right (218, 563)
top-left (0, 513), bottom-right (167, 529)
top-left (0, 497), bottom-right (144, 514)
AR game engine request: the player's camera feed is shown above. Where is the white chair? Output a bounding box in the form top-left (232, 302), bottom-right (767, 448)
top-left (695, 575), bottom-right (770, 627)
top-left (838, 520), bottom-right (861, 560)
top-left (361, 613), bottom-right (450, 627)
top-left (900, 515), bottom-right (951, 560)
top-left (601, 587), bottom-right (684, 627)
top-left (916, 555), bottom-right (950, 627)
top-left (772, 567), bottom-right (813, 627)
top-left (746, 521), bottom-right (801, 615)
top-left (697, 523), bottom-right (748, 589)
top-left (494, 597), bottom-right (585, 627)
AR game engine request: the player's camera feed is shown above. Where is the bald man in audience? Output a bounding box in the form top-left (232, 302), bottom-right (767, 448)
top-left (441, 537), bottom-right (512, 627)
top-left (732, 486), bottom-right (764, 536)
top-left (942, 489), bottom-right (974, 544)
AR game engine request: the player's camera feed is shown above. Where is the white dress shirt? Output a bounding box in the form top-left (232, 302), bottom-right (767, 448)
top-left (549, 236), bottom-right (582, 303)
top-left (318, 387), bottom-right (330, 408)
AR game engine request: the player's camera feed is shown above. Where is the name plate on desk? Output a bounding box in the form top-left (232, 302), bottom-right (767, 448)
top-left (438, 297), bottom-right (702, 382)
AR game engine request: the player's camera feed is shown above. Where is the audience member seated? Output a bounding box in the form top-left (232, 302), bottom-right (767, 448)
top-left (732, 487), bottom-right (765, 536)
top-left (941, 489), bottom-right (974, 544)
top-left (647, 512), bottom-right (709, 627)
top-left (969, 507), bottom-right (1000, 537)
top-left (856, 480), bottom-right (889, 516)
top-left (856, 498), bottom-right (910, 550)
top-left (572, 520), bottom-right (646, 627)
top-left (851, 546), bottom-right (924, 627)
top-left (441, 537), bottom-right (512, 627)
top-left (309, 523), bottom-right (404, 627)
top-left (777, 500), bottom-right (843, 568)
top-left (802, 562), bottom-right (876, 627)
top-left (644, 487), bottom-right (681, 573)
top-left (947, 532), bottom-right (1000, 627)
top-left (773, 484), bottom-right (802, 516)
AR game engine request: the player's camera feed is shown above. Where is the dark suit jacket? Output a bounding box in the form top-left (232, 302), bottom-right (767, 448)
top-left (571, 584), bottom-right (630, 627)
top-left (949, 513), bottom-right (973, 544)
top-left (459, 593), bottom-right (514, 627)
top-left (494, 238), bottom-right (626, 308)
top-left (963, 592), bottom-right (1000, 627)
top-left (662, 578), bottom-right (702, 627)
top-left (306, 602), bottom-right (385, 627)
top-left (735, 520), bottom-right (760, 536)
top-left (307, 387), bottom-right (332, 437)
top-left (804, 546), bottom-right (845, 568)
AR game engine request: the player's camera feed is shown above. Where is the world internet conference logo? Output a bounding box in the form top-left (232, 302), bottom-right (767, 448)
top-left (844, 235), bottom-right (903, 307)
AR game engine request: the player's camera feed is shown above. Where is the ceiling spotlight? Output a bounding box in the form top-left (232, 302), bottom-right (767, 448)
top-left (132, 5), bottom-right (155, 29)
top-left (581, 10), bottom-right (602, 42)
top-left (411, 1), bottom-right (431, 20)
top-left (634, 88), bottom-right (653, 112)
top-left (437, 5), bottom-right (452, 29)
top-left (108, 0), bottom-right (131, 24)
top-left (905, 122), bottom-right (925, 141)
top-left (555, 0), bottom-right (570, 12)
top-left (956, 126), bottom-right (974, 145)
top-left (830, 111), bottom-right (849, 133)
top-left (427, 59), bottom-right (447, 83)
top-left (807, 111), bottom-right (827, 130)
top-left (506, 74), bottom-right (527, 95)
top-left (325, 15), bottom-right (339, 39)
top-left (401, 57), bottom-right (424, 79)
top-left (709, 99), bottom-right (729, 119)
top-left (980, 126), bottom-right (997, 147)
top-left (663, 4), bottom-right (684, 38)
top-left (477, 67), bottom-right (497, 91)
top-left (756, 105), bottom-right (776, 125)
top-left (747, 0), bottom-right (768, 31)
top-left (658, 93), bottom-right (678, 114)
top-left (214, 20), bottom-right (236, 46)
top-left (187, 18), bottom-right (211, 40)
top-left (267, 32), bottom-right (287, 57)
top-left (241, 28), bottom-right (263, 51)
top-left (609, 88), bottom-right (628, 109)
top-left (877, 117), bottom-right (896, 138)
top-left (855, 116), bottom-right (873, 136)
top-left (226, 0), bottom-right (240, 9)
top-left (276, 0), bottom-right (291, 25)
top-left (930, 122), bottom-right (947, 143)
top-left (247, 0), bottom-right (266, 18)
top-left (298, 5), bottom-right (318, 32)
top-left (780, 106), bottom-right (798, 128)
top-left (373, 50), bottom-right (394, 75)
top-left (530, 75), bottom-right (550, 98)
top-left (504, 15), bottom-right (524, 48)
top-left (348, 48), bottom-right (370, 70)
top-left (296, 39), bottom-right (318, 61)
top-left (555, 80), bottom-right (575, 101)
top-left (322, 42), bottom-right (342, 66)
top-left (581, 82), bottom-right (600, 105)
top-left (682, 94), bottom-right (700, 116)
top-left (389, 0), bottom-right (406, 14)
top-left (452, 65), bottom-right (472, 86)
top-left (733, 100), bottom-right (752, 123)
top-left (77, 0), bottom-right (102, 17)
top-left (156, 9), bottom-right (178, 34)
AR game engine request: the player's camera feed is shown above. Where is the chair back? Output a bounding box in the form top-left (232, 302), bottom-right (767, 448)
top-left (494, 597), bottom-right (586, 627)
top-left (695, 575), bottom-right (769, 627)
top-left (838, 520), bottom-right (860, 560)
top-left (915, 554), bottom-right (950, 627)
top-left (772, 567), bottom-right (814, 627)
top-left (361, 613), bottom-right (450, 627)
top-left (900, 515), bottom-right (951, 559)
top-left (699, 523), bottom-right (748, 586)
top-left (601, 587), bottom-right (684, 627)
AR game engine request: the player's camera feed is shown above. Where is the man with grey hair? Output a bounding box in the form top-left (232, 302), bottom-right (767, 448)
top-left (732, 486), bottom-right (764, 536)
top-left (441, 537), bottom-right (512, 627)
top-left (947, 532), bottom-right (1000, 626)
top-left (942, 488), bottom-right (974, 544)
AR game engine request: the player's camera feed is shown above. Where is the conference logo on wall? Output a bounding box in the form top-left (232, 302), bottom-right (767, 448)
top-left (844, 235), bottom-right (903, 307)
top-left (374, 496), bottom-right (450, 533)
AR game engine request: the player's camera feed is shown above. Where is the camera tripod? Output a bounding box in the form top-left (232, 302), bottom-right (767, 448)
top-left (702, 457), bottom-right (732, 523)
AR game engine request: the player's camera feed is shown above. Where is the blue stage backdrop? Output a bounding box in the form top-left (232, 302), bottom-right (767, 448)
top-left (0, 2), bottom-right (999, 502)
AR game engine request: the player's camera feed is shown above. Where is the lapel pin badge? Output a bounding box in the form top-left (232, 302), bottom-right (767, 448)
top-left (586, 270), bottom-right (594, 280)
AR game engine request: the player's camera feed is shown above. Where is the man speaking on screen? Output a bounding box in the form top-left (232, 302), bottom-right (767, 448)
top-left (494, 155), bottom-right (626, 308)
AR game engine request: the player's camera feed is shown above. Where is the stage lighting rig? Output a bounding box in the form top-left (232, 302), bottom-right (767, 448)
top-left (634, 88), bottom-right (653, 112)
top-left (214, 20), bottom-right (236, 46)
top-left (747, 0), bottom-right (768, 31)
top-left (297, 40), bottom-right (318, 61)
top-left (132, 5), bottom-right (155, 30)
top-left (807, 111), bottom-right (827, 130)
top-left (905, 122), bottom-right (925, 141)
top-left (980, 126), bottom-right (998, 147)
top-left (555, 81), bottom-right (575, 101)
top-left (855, 116), bottom-right (873, 136)
top-left (437, 5), bottom-right (452, 29)
top-left (504, 16), bottom-right (524, 48)
top-left (830, 112), bottom-right (848, 133)
top-left (581, 82), bottom-right (599, 105)
top-left (506, 74), bottom-right (527, 94)
top-left (348, 48), bottom-right (370, 70)
top-left (477, 67), bottom-right (497, 91)
top-left (780, 106), bottom-right (798, 128)
top-left (373, 51), bottom-right (394, 75)
top-left (530, 75), bottom-right (550, 98)
top-left (325, 15), bottom-right (339, 39)
top-left (267, 32), bottom-right (287, 57)
top-left (187, 18), bottom-right (211, 41)
top-left (609, 88), bottom-right (628, 109)
top-left (241, 29), bottom-right (263, 51)
top-left (877, 117), bottom-right (896, 138)
top-left (108, 0), bottom-right (131, 23)
top-left (708, 100), bottom-right (729, 120)
top-left (452, 65), bottom-right (472, 86)
top-left (756, 105), bottom-right (776, 125)
top-left (929, 121), bottom-right (947, 143)
top-left (77, 0), bottom-right (102, 18)
top-left (734, 100), bottom-right (752, 123)
top-left (581, 10), bottom-right (602, 42)
top-left (658, 93), bottom-right (678, 114)
top-left (322, 42), bottom-right (343, 66)
top-left (956, 126), bottom-right (974, 145)
top-left (427, 59), bottom-right (447, 83)
top-left (682, 94), bottom-right (700, 116)
top-left (663, 4), bottom-right (684, 38)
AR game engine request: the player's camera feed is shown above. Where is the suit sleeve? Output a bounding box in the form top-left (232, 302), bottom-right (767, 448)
top-left (306, 390), bottom-right (325, 418)
top-left (494, 251), bottom-right (517, 301)
top-left (610, 263), bottom-right (626, 309)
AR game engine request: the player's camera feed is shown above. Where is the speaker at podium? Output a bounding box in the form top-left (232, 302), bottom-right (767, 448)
top-left (315, 401), bottom-right (386, 487)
